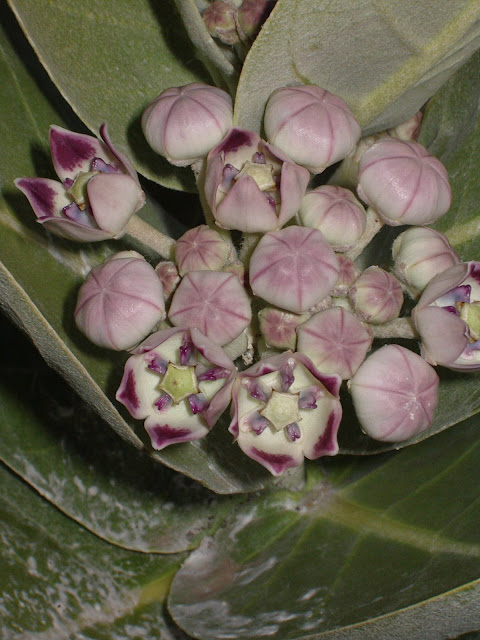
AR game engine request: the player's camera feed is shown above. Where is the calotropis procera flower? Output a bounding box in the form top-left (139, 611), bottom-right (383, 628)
top-left (412, 262), bottom-right (480, 370)
top-left (349, 266), bottom-right (404, 324)
top-left (264, 85), bottom-right (361, 174)
top-left (175, 225), bottom-right (230, 276)
top-left (203, 128), bottom-right (310, 232)
top-left (392, 227), bottom-right (460, 298)
top-left (74, 252), bottom-right (165, 350)
top-left (299, 185), bottom-right (366, 252)
top-left (155, 261), bottom-right (180, 300)
top-left (168, 270), bottom-right (252, 346)
top-left (348, 345), bottom-right (439, 442)
top-left (297, 307), bottom-right (372, 379)
top-left (141, 83), bottom-right (233, 167)
top-left (229, 352), bottom-right (342, 475)
top-left (116, 327), bottom-right (236, 449)
top-left (249, 226), bottom-right (339, 313)
top-left (16, 124), bottom-right (145, 242)
top-left (258, 307), bottom-right (309, 351)
top-left (357, 137), bottom-right (451, 226)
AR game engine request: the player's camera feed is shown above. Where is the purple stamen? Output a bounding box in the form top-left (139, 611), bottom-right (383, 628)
top-left (244, 379), bottom-right (269, 403)
top-left (63, 177), bottom-right (74, 189)
top-left (280, 359), bottom-right (295, 392)
top-left (180, 333), bottom-right (195, 366)
top-left (440, 284), bottom-right (471, 306)
top-left (155, 393), bottom-right (173, 411)
top-left (298, 388), bottom-right (318, 410)
top-left (91, 157), bottom-right (120, 173)
top-left (62, 202), bottom-right (96, 227)
top-left (145, 352), bottom-right (168, 375)
top-left (442, 305), bottom-right (459, 315)
top-left (265, 193), bottom-right (276, 208)
top-left (197, 367), bottom-right (229, 382)
top-left (222, 163), bottom-right (240, 189)
top-left (246, 412), bottom-right (270, 435)
top-left (253, 152), bottom-right (266, 164)
top-left (285, 422), bottom-right (301, 442)
top-left (188, 393), bottom-right (208, 414)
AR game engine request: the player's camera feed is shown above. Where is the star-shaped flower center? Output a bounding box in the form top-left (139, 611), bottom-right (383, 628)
top-left (158, 363), bottom-right (199, 404)
top-left (259, 390), bottom-right (301, 431)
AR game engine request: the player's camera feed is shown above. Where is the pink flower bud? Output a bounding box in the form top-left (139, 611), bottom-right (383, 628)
top-left (202, 0), bottom-right (241, 44)
top-left (229, 352), bottom-right (342, 475)
top-left (349, 345), bottom-right (439, 442)
top-left (237, 0), bottom-right (276, 38)
top-left (175, 225), bottom-right (230, 275)
top-left (155, 261), bottom-right (180, 299)
top-left (204, 128), bottom-right (310, 232)
top-left (412, 262), bottom-right (480, 370)
top-left (15, 124), bottom-right (144, 242)
top-left (116, 327), bottom-right (236, 449)
top-left (168, 270), bottom-right (251, 346)
top-left (357, 137), bottom-right (451, 226)
top-left (349, 266), bottom-right (403, 324)
top-left (330, 255), bottom-right (358, 297)
top-left (249, 226), bottom-right (339, 313)
top-left (141, 83), bottom-right (233, 167)
top-left (299, 185), bottom-right (366, 252)
top-left (297, 307), bottom-right (372, 379)
top-left (392, 227), bottom-right (459, 297)
top-left (264, 86), bottom-right (361, 174)
top-left (75, 253), bottom-right (165, 350)
top-left (258, 307), bottom-right (308, 350)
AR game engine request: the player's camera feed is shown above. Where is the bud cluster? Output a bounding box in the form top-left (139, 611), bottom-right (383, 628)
top-left (16, 77), bottom-right (476, 478)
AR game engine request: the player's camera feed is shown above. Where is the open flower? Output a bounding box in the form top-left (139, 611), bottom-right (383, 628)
top-left (413, 262), bottom-right (480, 370)
top-left (16, 124), bottom-right (145, 241)
top-left (204, 128), bottom-right (310, 232)
top-left (116, 327), bottom-right (236, 449)
top-left (229, 352), bottom-right (342, 475)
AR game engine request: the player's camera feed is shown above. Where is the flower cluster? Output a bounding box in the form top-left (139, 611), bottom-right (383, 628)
top-left (17, 78), bottom-right (478, 478)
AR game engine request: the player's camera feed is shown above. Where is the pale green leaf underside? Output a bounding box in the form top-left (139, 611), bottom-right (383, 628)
top-left (7, 0), bottom-right (211, 192)
top-left (0, 463), bottom-right (188, 639)
top-left (0, 315), bottom-right (239, 553)
top-left (0, 13), bottom-right (269, 493)
top-left (234, 0), bottom-right (480, 136)
top-left (169, 414), bottom-right (480, 639)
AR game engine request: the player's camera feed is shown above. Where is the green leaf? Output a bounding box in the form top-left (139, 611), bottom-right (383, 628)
top-left (0, 463), bottom-right (191, 639)
top-left (0, 313), bottom-right (240, 553)
top-left (0, 9), bottom-right (271, 494)
top-left (7, 0), bottom-right (212, 192)
top-left (234, 0), bottom-right (480, 136)
top-left (168, 414), bottom-right (480, 639)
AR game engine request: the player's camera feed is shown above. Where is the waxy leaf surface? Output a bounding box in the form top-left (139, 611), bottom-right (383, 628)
top-left (234, 0), bottom-right (480, 136)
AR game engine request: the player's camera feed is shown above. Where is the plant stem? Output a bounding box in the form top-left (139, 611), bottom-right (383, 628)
top-left (371, 317), bottom-right (419, 339)
top-left (345, 207), bottom-right (384, 261)
top-left (125, 215), bottom-right (175, 260)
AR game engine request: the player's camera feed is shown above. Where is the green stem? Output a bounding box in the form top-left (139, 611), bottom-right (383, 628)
top-left (124, 215), bottom-right (175, 260)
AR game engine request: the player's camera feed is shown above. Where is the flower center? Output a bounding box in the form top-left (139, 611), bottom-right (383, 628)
top-left (259, 390), bottom-right (301, 431)
top-left (158, 363), bottom-right (199, 403)
top-left (67, 170), bottom-right (99, 210)
top-left (460, 302), bottom-right (480, 340)
top-left (235, 160), bottom-right (276, 192)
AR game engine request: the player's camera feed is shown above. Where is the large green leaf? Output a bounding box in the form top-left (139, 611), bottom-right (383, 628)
top-left (168, 413), bottom-right (480, 639)
top-left (7, 0), bottom-right (212, 192)
top-left (0, 314), bottom-right (239, 553)
top-left (234, 0), bottom-right (480, 136)
top-left (0, 7), bottom-right (270, 493)
top-left (0, 463), bottom-right (190, 639)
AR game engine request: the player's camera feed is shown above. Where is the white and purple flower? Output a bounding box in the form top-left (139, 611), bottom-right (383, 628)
top-left (16, 124), bottom-right (145, 242)
top-left (116, 327), bottom-right (237, 449)
top-left (229, 352), bottom-right (342, 475)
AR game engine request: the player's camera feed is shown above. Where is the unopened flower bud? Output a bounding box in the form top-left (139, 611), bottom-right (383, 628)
top-left (258, 307), bottom-right (308, 350)
top-left (168, 270), bottom-right (251, 345)
top-left (299, 185), bottom-right (366, 252)
top-left (350, 266), bottom-right (403, 324)
top-left (142, 83), bottom-right (233, 166)
top-left (297, 307), bottom-right (372, 379)
top-left (264, 85), bottom-right (361, 174)
top-left (75, 253), bottom-right (165, 350)
top-left (249, 226), bottom-right (339, 313)
top-left (349, 345), bottom-right (439, 442)
top-left (155, 261), bottom-right (180, 299)
top-left (237, 0), bottom-right (276, 39)
top-left (330, 255), bottom-right (358, 297)
top-left (412, 262), bottom-right (480, 370)
top-left (392, 227), bottom-right (459, 297)
top-left (202, 0), bottom-right (241, 44)
top-left (357, 137), bottom-right (451, 226)
top-left (222, 260), bottom-right (245, 286)
top-left (175, 225), bottom-right (230, 275)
